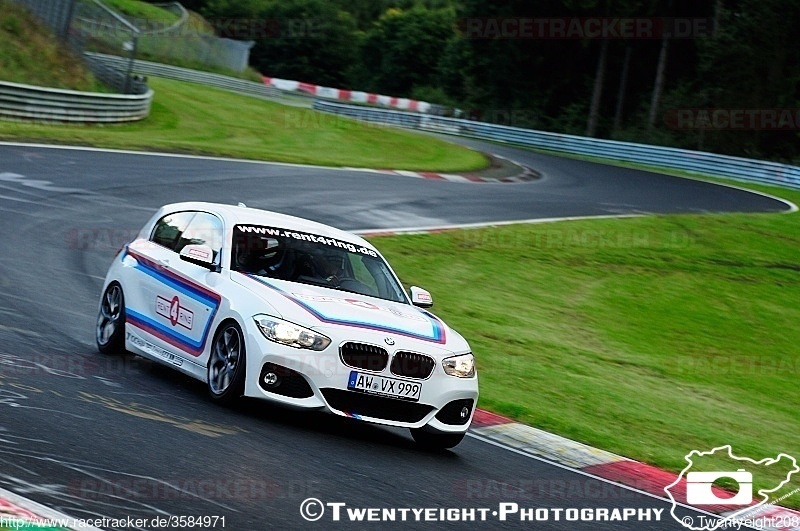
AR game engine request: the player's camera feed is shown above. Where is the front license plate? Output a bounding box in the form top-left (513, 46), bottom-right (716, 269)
top-left (347, 371), bottom-right (421, 402)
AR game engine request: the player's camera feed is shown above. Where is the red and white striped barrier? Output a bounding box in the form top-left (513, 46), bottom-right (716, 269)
top-left (262, 76), bottom-right (431, 113)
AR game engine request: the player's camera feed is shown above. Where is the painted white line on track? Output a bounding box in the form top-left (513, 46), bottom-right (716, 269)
top-left (659, 172), bottom-right (799, 213)
top-left (0, 142), bottom-right (795, 531)
top-left (0, 323), bottom-right (43, 338)
top-left (2, 142), bottom-right (797, 212)
top-left (0, 141), bottom-right (397, 173)
top-left (353, 214), bottom-right (645, 235)
top-left (1, 142), bottom-right (538, 183)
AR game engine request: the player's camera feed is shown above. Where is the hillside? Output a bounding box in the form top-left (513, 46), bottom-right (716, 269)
top-left (81, 0), bottom-right (261, 80)
top-left (0, 0), bottom-right (103, 91)
top-left (101, 0), bottom-right (181, 25)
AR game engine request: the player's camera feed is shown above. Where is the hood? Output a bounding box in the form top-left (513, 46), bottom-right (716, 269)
top-left (232, 273), bottom-right (464, 349)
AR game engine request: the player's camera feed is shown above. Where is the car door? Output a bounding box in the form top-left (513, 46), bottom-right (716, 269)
top-left (124, 211), bottom-right (222, 367)
top-left (164, 211), bottom-right (224, 366)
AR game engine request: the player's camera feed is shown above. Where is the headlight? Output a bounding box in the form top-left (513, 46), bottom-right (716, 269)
top-left (253, 315), bottom-right (331, 351)
top-left (442, 353), bottom-right (475, 378)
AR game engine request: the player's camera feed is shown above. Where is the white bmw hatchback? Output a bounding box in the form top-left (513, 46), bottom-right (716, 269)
top-left (96, 202), bottom-right (478, 448)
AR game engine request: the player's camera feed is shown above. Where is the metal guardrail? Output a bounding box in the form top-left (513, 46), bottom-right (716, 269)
top-left (83, 54), bottom-right (150, 95)
top-left (313, 100), bottom-right (800, 191)
top-left (0, 81), bottom-right (153, 123)
top-left (87, 53), bottom-right (280, 100)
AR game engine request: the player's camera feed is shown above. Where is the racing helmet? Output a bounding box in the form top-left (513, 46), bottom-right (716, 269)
top-left (238, 236), bottom-right (283, 273)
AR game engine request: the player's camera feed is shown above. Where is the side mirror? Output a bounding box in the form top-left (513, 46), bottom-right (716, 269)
top-left (180, 244), bottom-right (219, 272)
top-left (410, 286), bottom-right (433, 308)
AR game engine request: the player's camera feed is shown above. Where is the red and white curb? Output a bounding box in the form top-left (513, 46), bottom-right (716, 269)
top-left (0, 486), bottom-right (102, 530)
top-left (469, 409), bottom-right (800, 530)
top-left (1, 142), bottom-right (542, 185)
top-left (344, 155), bottom-right (541, 184)
top-left (371, 167), bottom-right (539, 184)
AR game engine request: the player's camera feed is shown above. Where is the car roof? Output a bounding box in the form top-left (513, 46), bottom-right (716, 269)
top-left (159, 201), bottom-right (375, 249)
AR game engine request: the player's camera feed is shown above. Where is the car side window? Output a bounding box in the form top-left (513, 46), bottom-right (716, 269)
top-left (177, 212), bottom-right (224, 259)
top-left (150, 211), bottom-right (195, 251)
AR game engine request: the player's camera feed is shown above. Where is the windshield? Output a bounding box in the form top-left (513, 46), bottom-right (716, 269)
top-left (231, 225), bottom-right (407, 303)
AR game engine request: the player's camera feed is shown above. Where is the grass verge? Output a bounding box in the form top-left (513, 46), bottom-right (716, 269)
top-left (0, 77), bottom-right (487, 171)
top-left (0, 0), bottom-right (104, 91)
top-left (369, 181), bottom-right (800, 508)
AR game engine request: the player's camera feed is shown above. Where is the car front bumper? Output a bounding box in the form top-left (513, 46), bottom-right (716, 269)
top-left (242, 324), bottom-right (479, 433)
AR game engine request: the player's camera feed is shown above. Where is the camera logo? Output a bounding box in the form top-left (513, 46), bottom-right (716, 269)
top-left (665, 445), bottom-right (799, 531)
top-left (686, 469), bottom-right (752, 505)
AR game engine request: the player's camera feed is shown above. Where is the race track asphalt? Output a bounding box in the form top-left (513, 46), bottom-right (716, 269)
top-left (0, 141), bottom-right (788, 530)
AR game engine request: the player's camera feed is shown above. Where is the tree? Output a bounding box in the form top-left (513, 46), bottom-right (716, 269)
top-left (647, 31), bottom-right (669, 131)
top-left (228, 0), bottom-right (359, 87)
top-left (612, 45), bottom-right (632, 133)
top-left (689, 0), bottom-right (800, 158)
top-left (586, 39), bottom-right (609, 136)
top-left (359, 6), bottom-right (458, 95)
top-left (163, 0), bottom-right (800, 161)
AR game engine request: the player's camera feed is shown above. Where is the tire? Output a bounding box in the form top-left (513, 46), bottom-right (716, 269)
top-left (96, 282), bottom-right (126, 355)
top-left (410, 428), bottom-right (465, 450)
top-left (207, 320), bottom-right (247, 404)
